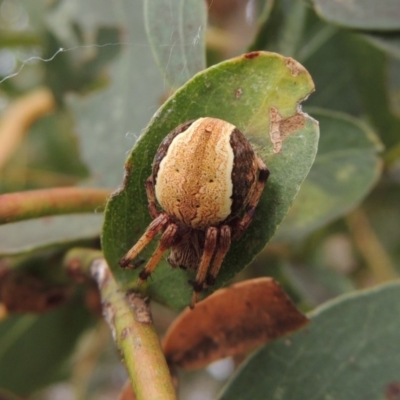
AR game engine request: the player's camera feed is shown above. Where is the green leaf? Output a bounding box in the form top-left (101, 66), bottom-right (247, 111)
top-left (247, 0), bottom-right (277, 52)
top-left (64, 0), bottom-right (165, 188)
top-left (361, 33), bottom-right (400, 60)
top-left (102, 51), bottom-right (319, 309)
top-left (263, 7), bottom-right (363, 117)
top-left (43, 27), bottom-right (122, 103)
top-left (299, 17), bottom-right (360, 115)
top-left (345, 34), bottom-right (400, 155)
top-left (364, 184), bottom-right (400, 274)
top-left (388, 58), bottom-right (400, 117)
top-left (144, 0), bottom-right (207, 89)
top-left (0, 215), bottom-right (102, 256)
top-left (0, 298), bottom-right (95, 396)
top-left (218, 281), bottom-right (400, 400)
top-left (311, 0), bottom-right (400, 30)
top-left (275, 108), bottom-right (382, 241)
top-left (249, 0), bottom-right (307, 57)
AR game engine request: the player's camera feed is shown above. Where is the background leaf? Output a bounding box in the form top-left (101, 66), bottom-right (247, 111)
top-left (218, 281), bottom-right (400, 400)
top-left (0, 215), bottom-right (102, 256)
top-left (311, 0), bottom-right (400, 30)
top-left (345, 35), bottom-right (400, 154)
top-left (275, 108), bottom-right (383, 241)
top-left (102, 51), bottom-right (319, 309)
top-left (300, 30), bottom-right (361, 116)
top-left (0, 297), bottom-right (95, 396)
top-left (361, 33), bottom-right (400, 60)
top-left (144, 0), bottom-right (207, 89)
top-left (64, 0), bottom-right (165, 189)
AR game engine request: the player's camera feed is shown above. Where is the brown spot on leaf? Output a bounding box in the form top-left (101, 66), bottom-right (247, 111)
top-left (126, 292), bottom-right (152, 324)
top-left (235, 88), bottom-right (243, 99)
top-left (162, 277), bottom-right (308, 370)
top-left (244, 51), bottom-right (260, 60)
top-left (386, 382), bottom-right (400, 400)
top-left (285, 57), bottom-right (306, 77)
top-left (269, 107), bottom-right (305, 153)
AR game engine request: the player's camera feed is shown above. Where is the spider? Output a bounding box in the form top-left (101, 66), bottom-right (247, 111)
top-left (119, 117), bottom-right (269, 308)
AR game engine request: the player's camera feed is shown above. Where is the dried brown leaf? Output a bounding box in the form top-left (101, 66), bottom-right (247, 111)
top-left (162, 277), bottom-right (308, 369)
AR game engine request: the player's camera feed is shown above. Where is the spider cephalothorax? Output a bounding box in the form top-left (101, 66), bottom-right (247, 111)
top-left (119, 117), bottom-right (269, 307)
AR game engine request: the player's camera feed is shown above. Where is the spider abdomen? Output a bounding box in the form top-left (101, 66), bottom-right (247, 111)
top-left (153, 118), bottom-right (258, 229)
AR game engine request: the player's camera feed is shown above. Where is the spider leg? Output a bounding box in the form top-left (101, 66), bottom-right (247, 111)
top-left (190, 226), bottom-right (218, 308)
top-left (233, 156), bottom-right (269, 240)
top-left (206, 225), bottom-right (231, 286)
top-left (119, 213), bottom-right (169, 269)
top-left (145, 176), bottom-right (159, 219)
top-left (138, 222), bottom-right (179, 283)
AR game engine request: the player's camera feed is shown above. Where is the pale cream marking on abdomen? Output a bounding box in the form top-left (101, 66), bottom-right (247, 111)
top-left (155, 118), bottom-right (235, 229)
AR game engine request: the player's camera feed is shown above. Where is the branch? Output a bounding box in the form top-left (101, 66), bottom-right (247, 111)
top-left (346, 208), bottom-right (398, 283)
top-left (0, 32), bottom-right (42, 47)
top-left (92, 259), bottom-right (177, 400)
top-left (0, 87), bottom-right (55, 171)
top-left (64, 250), bottom-right (177, 400)
top-left (0, 187), bottom-right (111, 225)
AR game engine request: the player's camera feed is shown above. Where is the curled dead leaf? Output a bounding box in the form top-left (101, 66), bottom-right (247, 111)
top-left (162, 277), bottom-right (308, 369)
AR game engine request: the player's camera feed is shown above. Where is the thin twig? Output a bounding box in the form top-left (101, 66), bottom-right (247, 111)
top-left (0, 88), bottom-right (55, 171)
top-left (0, 187), bottom-right (111, 225)
top-left (346, 208), bottom-right (398, 283)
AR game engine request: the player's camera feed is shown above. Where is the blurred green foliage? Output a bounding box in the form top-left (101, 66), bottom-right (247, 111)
top-left (0, 0), bottom-right (400, 398)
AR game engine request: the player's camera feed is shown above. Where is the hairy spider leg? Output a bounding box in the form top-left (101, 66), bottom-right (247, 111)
top-left (145, 177), bottom-right (159, 219)
top-left (119, 213), bottom-right (169, 269)
top-left (137, 223), bottom-right (179, 283)
top-left (206, 225), bottom-right (231, 286)
top-left (190, 227), bottom-right (218, 308)
top-left (233, 156), bottom-right (270, 240)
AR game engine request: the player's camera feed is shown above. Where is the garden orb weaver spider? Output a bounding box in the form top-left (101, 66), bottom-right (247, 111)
top-left (119, 117), bottom-right (269, 308)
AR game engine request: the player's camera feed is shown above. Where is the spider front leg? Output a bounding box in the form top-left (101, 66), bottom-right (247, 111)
top-left (119, 213), bottom-right (169, 269)
top-left (233, 156), bottom-right (269, 240)
top-left (190, 226), bottom-right (218, 308)
top-left (137, 222), bottom-right (179, 283)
